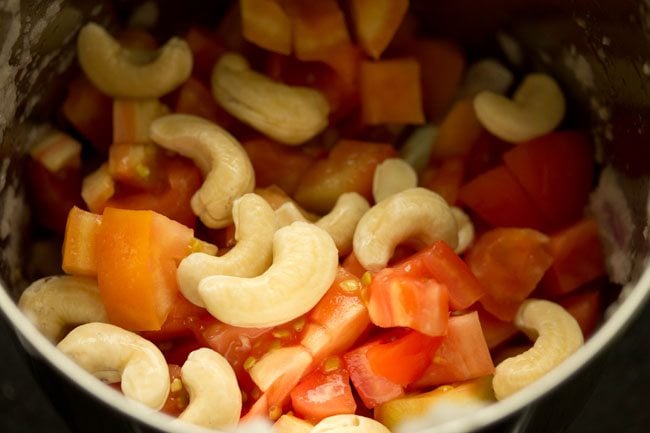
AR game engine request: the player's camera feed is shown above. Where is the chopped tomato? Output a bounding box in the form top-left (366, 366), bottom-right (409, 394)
top-left (343, 343), bottom-right (405, 409)
top-left (366, 329), bottom-right (442, 386)
top-left (541, 218), bottom-right (606, 297)
top-left (394, 240), bottom-right (485, 311)
top-left (503, 131), bottom-right (594, 228)
top-left (240, 0), bottom-right (292, 55)
top-left (294, 139), bottom-right (396, 213)
top-left (174, 77), bottom-right (235, 129)
top-left (95, 208), bottom-right (194, 331)
top-left (342, 252), bottom-right (368, 279)
top-left (161, 364), bottom-right (189, 416)
top-left (107, 142), bottom-right (166, 190)
top-left (431, 98), bottom-right (483, 159)
top-left (458, 164), bottom-right (548, 230)
top-left (558, 288), bottom-right (602, 338)
top-left (184, 26), bottom-right (226, 84)
top-left (420, 156), bottom-right (465, 206)
top-left (140, 293), bottom-right (210, 342)
top-left (290, 361), bottom-right (357, 422)
top-left (349, 0), bottom-right (409, 59)
top-left (412, 311), bottom-right (494, 389)
top-left (463, 131), bottom-right (513, 181)
top-left (62, 206), bottom-right (102, 277)
top-left (367, 268), bottom-right (449, 336)
top-left (475, 305), bottom-right (519, 349)
top-left (466, 228), bottom-right (554, 321)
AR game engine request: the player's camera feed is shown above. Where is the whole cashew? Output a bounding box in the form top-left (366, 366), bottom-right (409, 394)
top-left (372, 158), bottom-right (418, 203)
top-left (275, 192), bottom-right (370, 256)
top-left (451, 206), bottom-right (475, 254)
top-left (311, 414), bottom-right (391, 433)
top-left (211, 52), bottom-right (330, 145)
top-left (18, 276), bottom-right (107, 343)
top-left (176, 348), bottom-right (242, 429)
top-left (77, 22), bottom-right (192, 98)
top-left (353, 188), bottom-right (459, 271)
top-left (57, 322), bottom-right (170, 410)
top-left (198, 221), bottom-right (338, 327)
top-left (492, 299), bottom-right (584, 400)
top-left (150, 114), bottom-right (255, 228)
top-left (473, 73), bottom-right (566, 143)
top-left (177, 193), bottom-right (276, 307)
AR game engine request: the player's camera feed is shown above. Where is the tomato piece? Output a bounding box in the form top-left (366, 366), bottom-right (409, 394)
top-left (349, 0), bottom-right (409, 59)
top-left (28, 159), bottom-right (83, 234)
top-left (412, 311), bottom-right (494, 389)
top-left (341, 252), bottom-right (368, 279)
top-left (395, 240), bottom-right (485, 311)
top-left (367, 268), bottom-right (448, 336)
top-left (541, 218), bottom-right (606, 298)
top-left (241, 0), bottom-right (292, 55)
top-left (62, 206), bottom-right (102, 277)
top-left (503, 131), bottom-right (594, 228)
top-left (466, 228), bottom-right (554, 321)
top-left (558, 288), bottom-right (602, 338)
top-left (161, 364), bottom-right (189, 416)
top-left (243, 138), bottom-right (316, 195)
top-left (174, 77), bottom-right (235, 129)
top-left (184, 26), bottom-right (226, 84)
top-left (105, 157), bottom-right (202, 228)
top-left (463, 131), bottom-right (513, 181)
top-left (366, 330), bottom-right (442, 386)
top-left (475, 305), bottom-right (519, 349)
top-left (431, 98), bottom-right (483, 159)
top-left (294, 139), bottom-right (396, 213)
top-left (96, 208), bottom-right (194, 331)
top-left (140, 293), bottom-right (209, 342)
top-left (290, 361), bottom-right (357, 422)
top-left (458, 164), bottom-right (548, 230)
top-left (107, 142), bottom-right (167, 190)
top-left (343, 343), bottom-right (404, 409)
top-left (420, 156), bottom-right (465, 206)
top-left (360, 58), bottom-right (425, 125)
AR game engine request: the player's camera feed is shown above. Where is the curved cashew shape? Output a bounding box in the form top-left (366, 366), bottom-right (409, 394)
top-left (275, 192), bottom-right (370, 256)
top-left (198, 221), bottom-right (338, 327)
top-left (150, 114), bottom-right (255, 228)
top-left (474, 73), bottom-right (566, 143)
top-left (353, 188), bottom-right (458, 271)
top-left (211, 52), bottom-right (330, 145)
top-left (18, 276), bottom-right (107, 343)
top-left (372, 158), bottom-right (418, 203)
top-left (77, 22), bottom-right (192, 98)
top-left (451, 206), bottom-right (475, 254)
top-left (311, 414), bottom-right (391, 433)
top-left (492, 299), bottom-right (584, 400)
top-left (177, 193), bottom-right (276, 307)
top-left (57, 322), bottom-right (170, 410)
top-left (176, 348), bottom-right (242, 429)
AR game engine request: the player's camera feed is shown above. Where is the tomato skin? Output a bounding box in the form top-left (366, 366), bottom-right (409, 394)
top-left (412, 311), bottom-right (494, 389)
top-left (466, 228), bottom-right (554, 321)
top-left (395, 240), bottom-right (485, 311)
top-left (367, 269), bottom-right (449, 336)
top-left (366, 330), bottom-right (442, 386)
top-left (290, 365), bottom-right (357, 422)
top-left (503, 131), bottom-right (594, 228)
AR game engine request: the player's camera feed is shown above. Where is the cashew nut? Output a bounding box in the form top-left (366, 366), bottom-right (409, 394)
top-left (176, 348), bottom-right (242, 429)
top-left (492, 299), bottom-right (584, 400)
top-left (211, 52), bottom-right (330, 145)
top-left (473, 73), bottom-right (566, 143)
top-left (311, 414), bottom-right (391, 433)
top-left (372, 158), bottom-right (418, 203)
top-left (177, 193), bottom-right (276, 307)
top-left (198, 221), bottom-right (338, 327)
top-left (275, 192), bottom-right (370, 256)
top-left (77, 22), bottom-right (192, 98)
top-left (353, 188), bottom-right (459, 271)
top-left (18, 276), bottom-right (107, 343)
top-left (150, 114), bottom-right (255, 228)
top-left (57, 322), bottom-right (170, 410)
top-left (451, 206), bottom-right (475, 254)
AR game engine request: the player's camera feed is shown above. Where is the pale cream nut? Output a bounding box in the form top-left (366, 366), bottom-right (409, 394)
top-left (177, 193), bottom-right (276, 307)
top-left (451, 206), bottom-right (475, 254)
top-left (275, 192), bottom-right (370, 256)
top-left (311, 414), bottom-right (391, 433)
top-left (77, 22), bottom-right (192, 98)
top-left (353, 188), bottom-right (459, 271)
top-left (57, 322), bottom-right (170, 410)
top-left (372, 158), bottom-right (418, 203)
top-left (492, 299), bottom-right (584, 400)
top-left (198, 221), bottom-right (338, 327)
top-left (150, 114), bottom-right (255, 228)
top-left (18, 276), bottom-right (107, 343)
top-left (211, 52), bottom-right (330, 145)
top-left (176, 348), bottom-right (242, 429)
top-left (474, 73), bottom-right (566, 143)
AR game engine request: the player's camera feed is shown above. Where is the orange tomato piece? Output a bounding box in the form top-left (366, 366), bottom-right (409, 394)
top-left (420, 157), bottom-right (465, 206)
top-left (174, 77), bottom-right (235, 129)
top-left (241, 0), bottom-right (292, 55)
top-left (294, 139), bottom-right (396, 213)
top-left (360, 58), bottom-right (425, 125)
top-left (466, 228), bottom-right (554, 321)
top-left (95, 208), bottom-right (194, 331)
top-left (558, 288), bottom-right (602, 338)
top-left (62, 206), bottom-right (102, 277)
top-left (349, 0), bottom-right (409, 59)
top-left (107, 142), bottom-right (166, 190)
top-left (541, 218), bottom-right (606, 297)
top-left (475, 305), bottom-right (519, 349)
top-left (431, 98), bottom-right (483, 159)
